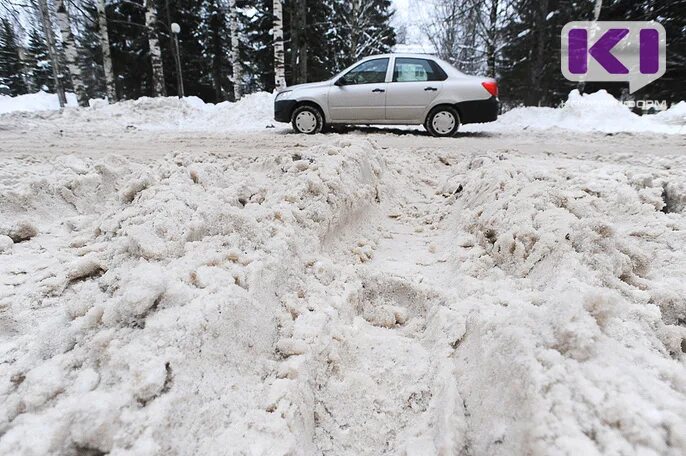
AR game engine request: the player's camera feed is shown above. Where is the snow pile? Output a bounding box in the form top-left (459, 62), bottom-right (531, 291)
top-left (655, 101), bottom-right (686, 126)
top-left (470, 90), bottom-right (686, 134)
top-left (0, 139), bottom-right (385, 454)
top-left (76, 91), bottom-right (277, 132)
top-left (0, 91), bottom-right (278, 133)
top-left (0, 91), bottom-right (78, 114)
top-left (441, 155), bottom-right (686, 454)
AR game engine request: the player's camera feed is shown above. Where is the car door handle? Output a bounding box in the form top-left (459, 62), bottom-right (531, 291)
top-left (372, 88), bottom-right (385, 93)
top-left (424, 87), bottom-right (438, 91)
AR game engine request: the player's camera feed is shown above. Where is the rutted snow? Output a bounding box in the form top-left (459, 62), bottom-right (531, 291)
top-left (1, 127), bottom-right (685, 454)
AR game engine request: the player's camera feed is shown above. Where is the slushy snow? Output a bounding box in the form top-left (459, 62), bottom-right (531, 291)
top-left (0, 90), bottom-right (685, 455)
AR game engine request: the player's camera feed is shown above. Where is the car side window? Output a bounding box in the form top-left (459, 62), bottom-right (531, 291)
top-left (339, 58), bottom-right (389, 85)
top-left (393, 58), bottom-right (447, 82)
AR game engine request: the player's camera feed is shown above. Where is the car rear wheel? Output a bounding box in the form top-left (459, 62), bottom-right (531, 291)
top-left (425, 106), bottom-right (460, 137)
top-left (292, 105), bottom-right (324, 134)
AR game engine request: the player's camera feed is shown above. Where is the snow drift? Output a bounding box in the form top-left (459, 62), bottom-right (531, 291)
top-left (470, 90), bottom-right (685, 135)
top-left (1, 89), bottom-right (683, 135)
top-left (0, 91), bottom-right (78, 114)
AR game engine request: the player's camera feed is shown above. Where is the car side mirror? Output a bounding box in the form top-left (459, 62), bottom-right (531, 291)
top-left (335, 78), bottom-right (346, 86)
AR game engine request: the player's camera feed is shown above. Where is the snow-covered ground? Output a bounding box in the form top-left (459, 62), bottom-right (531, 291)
top-left (1, 89), bottom-right (684, 135)
top-left (0, 93), bottom-right (685, 455)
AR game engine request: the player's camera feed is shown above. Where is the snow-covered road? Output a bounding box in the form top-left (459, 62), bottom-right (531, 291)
top-left (1, 126), bottom-right (686, 455)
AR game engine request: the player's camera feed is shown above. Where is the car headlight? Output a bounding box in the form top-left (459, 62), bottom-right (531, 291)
top-left (275, 90), bottom-right (293, 101)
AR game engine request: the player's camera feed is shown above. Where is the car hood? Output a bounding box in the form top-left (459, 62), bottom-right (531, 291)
top-left (281, 81), bottom-right (332, 92)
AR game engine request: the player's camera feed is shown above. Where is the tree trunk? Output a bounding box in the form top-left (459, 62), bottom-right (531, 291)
top-left (593, 0), bottom-right (603, 20)
top-left (289, 0), bottom-right (307, 84)
top-left (36, 0), bottom-right (67, 107)
top-left (96, 0), bottom-right (117, 102)
top-left (273, 0), bottom-right (286, 89)
top-left (297, 0), bottom-right (307, 83)
top-left (145, 0), bottom-right (166, 96)
top-left (54, 0), bottom-right (89, 106)
top-left (526, 0), bottom-right (549, 106)
top-left (229, 0), bottom-right (243, 99)
top-left (486, 0), bottom-right (499, 78)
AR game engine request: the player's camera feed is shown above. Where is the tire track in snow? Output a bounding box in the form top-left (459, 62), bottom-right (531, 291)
top-left (307, 149), bottom-right (472, 455)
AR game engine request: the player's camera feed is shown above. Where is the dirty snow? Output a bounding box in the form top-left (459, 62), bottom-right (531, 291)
top-left (0, 92), bottom-right (686, 455)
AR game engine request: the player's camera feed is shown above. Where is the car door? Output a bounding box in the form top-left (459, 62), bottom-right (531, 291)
top-left (327, 58), bottom-right (390, 122)
top-left (385, 57), bottom-right (447, 122)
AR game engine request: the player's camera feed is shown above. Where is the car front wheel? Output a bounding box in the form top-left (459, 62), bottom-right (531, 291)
top-left (425, 106), bottom-right (460, 137)
top-left (292, 105), bottom-right (324, 134)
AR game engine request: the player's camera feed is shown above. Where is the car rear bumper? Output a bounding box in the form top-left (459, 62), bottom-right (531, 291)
top-left (456, 97), bottom-right (499, 124)
top-left (275, 100), bottom-right (297, 123)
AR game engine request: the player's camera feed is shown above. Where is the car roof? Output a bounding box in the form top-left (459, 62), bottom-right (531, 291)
top-left (362, 53), bottom-right (439, 60)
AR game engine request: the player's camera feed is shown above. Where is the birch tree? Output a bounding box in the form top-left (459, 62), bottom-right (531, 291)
top-left (96, 0), bottom-right (116, 102)
top-left (145, 0), bottom-right (166, 96)
top-left (54, 0), bottom-right (89, 106)
top-left (593, 0), bottom-right (603, 20)
top-left (229, 0), bottom-right (243, 99)
top-left (36, 0), bottom-right (67, 107)
top-left (272, 0), bottom-right (286, 89)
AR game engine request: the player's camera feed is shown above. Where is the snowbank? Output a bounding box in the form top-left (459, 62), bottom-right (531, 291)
top-left (0, 91), bottom-right (278, 132)
top-left (467, 90), bottom-right (686, 135)
top-left (0, 91), bottom-right (78, 114)
top-left (77, 91), bottom-right (277, 132)
top-left (2, 89), bottom-right (683, 135)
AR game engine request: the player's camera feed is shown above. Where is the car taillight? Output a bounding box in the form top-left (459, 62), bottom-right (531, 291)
top-left (482, 81), bottom-right (498, 97)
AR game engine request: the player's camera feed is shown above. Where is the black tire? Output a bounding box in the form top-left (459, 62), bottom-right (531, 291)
top-left (425, 106), bottom-right (460, 137)
top-left (291, 105), bottom-right (324, 134)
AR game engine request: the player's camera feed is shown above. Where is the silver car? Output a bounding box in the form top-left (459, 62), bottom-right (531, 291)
top-left (274, 53), bottom-right (499, 137)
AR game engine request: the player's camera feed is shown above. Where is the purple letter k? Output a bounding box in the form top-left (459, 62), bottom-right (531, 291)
top-left (589, 28), bottom-right (629, 74)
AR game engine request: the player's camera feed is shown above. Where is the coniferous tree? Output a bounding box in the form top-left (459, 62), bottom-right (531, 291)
top-left (77, 3), bottom-right (106, 100)
top-left (327, 0), bottom-right (396, 71)
top-left (239, 0), bottom-right (275, 92)
top-left (107, 0), bottom-right (150, 99)
top-left (0, 19), bottom-right (28, 96)
top-left (24, 28), bottom-right (54, 92)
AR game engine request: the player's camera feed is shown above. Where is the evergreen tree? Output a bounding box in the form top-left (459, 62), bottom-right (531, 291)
top-left (24, 28), bottom-right (54, 92)
top-left (239, 0), bottom-right (275, 91)
top-left (499, 0), bottom-right (596, 106)
top-left (0, 18), bottom-right (28, 96)
top-left (596, 0), bottom-right (686, 103)
top-left (107, 0), bottom-right (152, 99)
top-left (326, 0), bottom-right (396, 71)
top-left (198, 0), bottom-right (232, 101)
top-left (77, 3), bottom-right (106, 100)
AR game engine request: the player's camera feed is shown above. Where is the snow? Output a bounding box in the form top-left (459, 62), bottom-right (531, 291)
top-left (0, 91), bottom-right (78, 114)
top-left (2, 89), bottom-right (683, 136)
top-left (1, 88), bottom-right (686, 454)
top-left (465, 90), bottom-right (686, 135)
